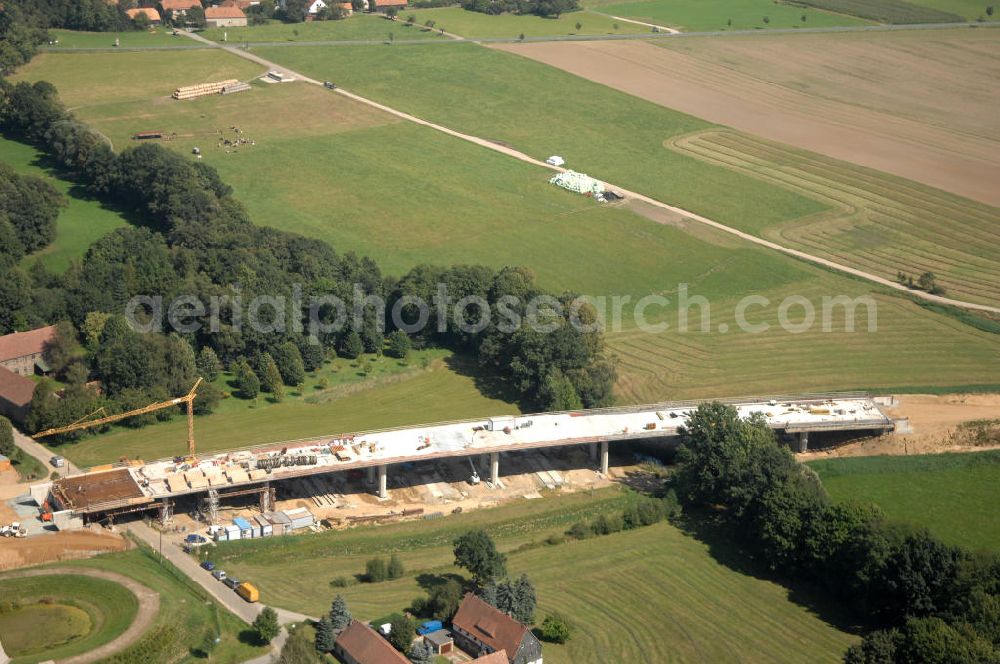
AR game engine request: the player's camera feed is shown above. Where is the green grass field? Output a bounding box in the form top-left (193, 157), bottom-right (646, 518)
top-left (0, 574), bottom-right (137, 663)
top-left (0, 137), bottom-right (127, 273)
top-left (809, 451), bottom-right (1000, 552)
top-left (50, 354), bottom-right (520, 467)
top-left (210, 487), bottom-right (857, 662)
top-left (44, 27), bottom-right (198, 48)
top-left (592, 0), bottom-right (872, 31)
top-left (401, 7), bottom-right (649, 37)
top-left (200, 14), bottom-right (448, 43)
top-left (69, 544), bottom-right (266, 663)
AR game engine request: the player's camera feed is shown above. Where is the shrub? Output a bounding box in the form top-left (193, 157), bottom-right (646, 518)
top-left (540, 614), bottom-right (571, 643)
top-left (330, 575), bottom-right (356, 588)
top-left (366, 557), bottom-right (388, 583)
top-left (567, 521), bottom-right (590, 539)
top-left (387, 553), bottom-right (405, 579)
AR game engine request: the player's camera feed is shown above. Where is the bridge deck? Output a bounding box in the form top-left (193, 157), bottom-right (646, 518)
top-left (56, 393), bottom-right (892, 513)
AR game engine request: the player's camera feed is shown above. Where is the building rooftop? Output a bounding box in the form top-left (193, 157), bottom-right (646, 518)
top-left (126, 7), bottom-right (162, 20)
top-left (335, 620), bottom-right (409, 664)
top-left (206, 5), bottom-right (246, 18)
top-left (453, 593), bottom-right (528, 661)
top-left (0, 325), bottom-right (56, 363)
top-left (0, 365), bottom-right (37, 408)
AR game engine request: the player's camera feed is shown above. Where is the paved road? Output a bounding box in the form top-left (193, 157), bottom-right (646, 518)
top-left (127, 521), bottom-right (313, 663)
top-left (12, 428), bottom-right (81, 477)
top-left (182, 30), bottom-right (1000, 315)
top-left (0, 566), bottom-right (160, 664)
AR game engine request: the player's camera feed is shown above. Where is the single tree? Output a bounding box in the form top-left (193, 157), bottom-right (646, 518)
top-left (408, 639), bottom-right (434, 664)
top-left (196, 346), bottom-right (222, 382)
top-left (763, 15), bottom-right (770, 24)
top-left (0, 415), bottom-right (14, 458)
top-left (387, 330), bottom-right (411, 360)
top-left (235, 360), bottom-right (260, 399)
top-left (253, 606), bottom-right (281, 644)
top-left (454, 530), bottom-right (507, 586)
top-left (428, 578), bottom-right (464, 620)
top-left (260, 353), bottom-right (284, 401)
top-left (387, 614), bottom-right (416, 652)
top-left (314, 615), bottom-right (335, 652)
top-left (511, 574), bottom-right (536, 624)
top-left (575, 21), bottom-right (581, 30)
top-left (366, 557), bottom-right (388, 582)
top-left (341, 330), bottom-right (364, 359)
top-left (330, 594), bottom-right (352, 631)
top-left (388, 553), bottom-right (405, 579)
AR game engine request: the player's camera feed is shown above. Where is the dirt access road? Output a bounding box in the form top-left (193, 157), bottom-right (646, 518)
top-left (495, 28), bottom-right (1000, 207)
top-left (803, 393), bottom-right (1000, 459)
top-left (0, 529), bottom-right (128, 571)
top-left (0, 566), bottom-right (159, 664)
top-left (184, 31), bottom-right (1000, 315)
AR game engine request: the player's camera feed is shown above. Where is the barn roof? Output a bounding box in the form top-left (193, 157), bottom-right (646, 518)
top-left (334, 620), bottom-right (409, 664)
top-left (0, 325), bottom-right (56, 363)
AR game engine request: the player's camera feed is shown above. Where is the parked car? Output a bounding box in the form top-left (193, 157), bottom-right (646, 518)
top-left (50, 456), bottom-right (65, 468)
top-left (212, 569), bottom-right (227, 581)
top-left (223, 577), bottom-right (240, 589)
top-left (185, 534), bottom-right (207, 544)
top-left (324, 81), bottom-right (337, 90)
top-left (201, 561), bottom-right (215, 571)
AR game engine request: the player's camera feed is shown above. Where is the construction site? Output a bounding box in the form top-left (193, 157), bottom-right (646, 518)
top-left (25, 393), bottom-right (894, 536)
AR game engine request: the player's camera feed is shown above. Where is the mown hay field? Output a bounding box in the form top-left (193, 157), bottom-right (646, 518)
top-left (212, 487), bottom-right (858, 663)
top-left (809, 450), bottom-right (1000, 552)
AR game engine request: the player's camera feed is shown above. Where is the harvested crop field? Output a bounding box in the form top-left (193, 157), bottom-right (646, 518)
top-left (667, 129), bottom-right (1000, 306)
top-left (495, 28), bottom-right (1000, 206)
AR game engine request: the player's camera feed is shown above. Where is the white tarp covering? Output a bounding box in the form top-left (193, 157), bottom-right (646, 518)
top-left (549, 170), bottom-right (604, 195)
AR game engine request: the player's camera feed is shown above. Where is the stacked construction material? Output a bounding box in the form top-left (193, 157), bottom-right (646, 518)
top-left (172, 79), bottom-right (239, 100)
top-left (221, 81), bottom-right (251, 95)
top-left (549, 170), bottom-right (605, 196)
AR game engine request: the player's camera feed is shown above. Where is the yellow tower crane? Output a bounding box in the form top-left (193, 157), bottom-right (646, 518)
top-left (34, 378), bottom-right (204, 457)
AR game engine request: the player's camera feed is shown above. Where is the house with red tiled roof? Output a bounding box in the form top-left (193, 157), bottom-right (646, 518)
top-left (371, 0), bottom-right (407, 9)
top-left (220, 0), bottom-right (255, 10)
top-left (0, 325), bottom-right (56, 377)
top-left (0, 365), bottom-right (38, 424)
top-left (160, 0), bottom-right (202, 16)
top-left (452, 594), bottom-right (543, 664)
top-left (126, 7), bottom-right (162, 22)
top-left (333, 620), bottom-right (409, 664)
top-left (473, 652), bottom-right (511, 664)
top-left (205, 5), bottom-right (247, 26)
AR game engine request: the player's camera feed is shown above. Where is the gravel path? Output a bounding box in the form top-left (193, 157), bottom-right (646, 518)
top-left (0, 567), bottom-right (160, 664)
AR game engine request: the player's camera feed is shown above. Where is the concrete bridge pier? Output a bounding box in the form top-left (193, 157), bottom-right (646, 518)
top-left (797, 432), bottom-right (809, 453)
top-left (490, 452), bottom-right (500, 485)
top-left (378, 464), bottom-right (388, 499)
top-left (600, 441), bottom-right (609, 475)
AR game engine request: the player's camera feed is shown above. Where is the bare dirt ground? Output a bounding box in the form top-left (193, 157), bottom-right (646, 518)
top-left (0, 529), bottom-right (129, 571)
top-left (802, 393), bottom-right (1000, 459)
top-left (0, 566), bottom-right (159, 664)
top-left (495, 29), bottom-right (1000, 206)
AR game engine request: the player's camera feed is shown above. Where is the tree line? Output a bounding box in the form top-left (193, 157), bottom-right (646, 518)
top-left (460, 0), bottom-right (580, 19)
top-left (675, 403), bottom-right (1000, 663)
top-left (0, 75), bottom-right (615, 440)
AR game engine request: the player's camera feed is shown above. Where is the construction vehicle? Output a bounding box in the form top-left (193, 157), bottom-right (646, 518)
top-left (35, 379), bottom-right (203, 457)
top-left (467, 458), bottom-right (480, 485)
top-left (1, 523), bottom-right (26, 538)
top-left (236, 582), bottom-right (259, 603)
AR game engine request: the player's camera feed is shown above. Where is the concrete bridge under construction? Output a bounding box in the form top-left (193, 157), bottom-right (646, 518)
top-left (41, 392), bottom-right (894, 527)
